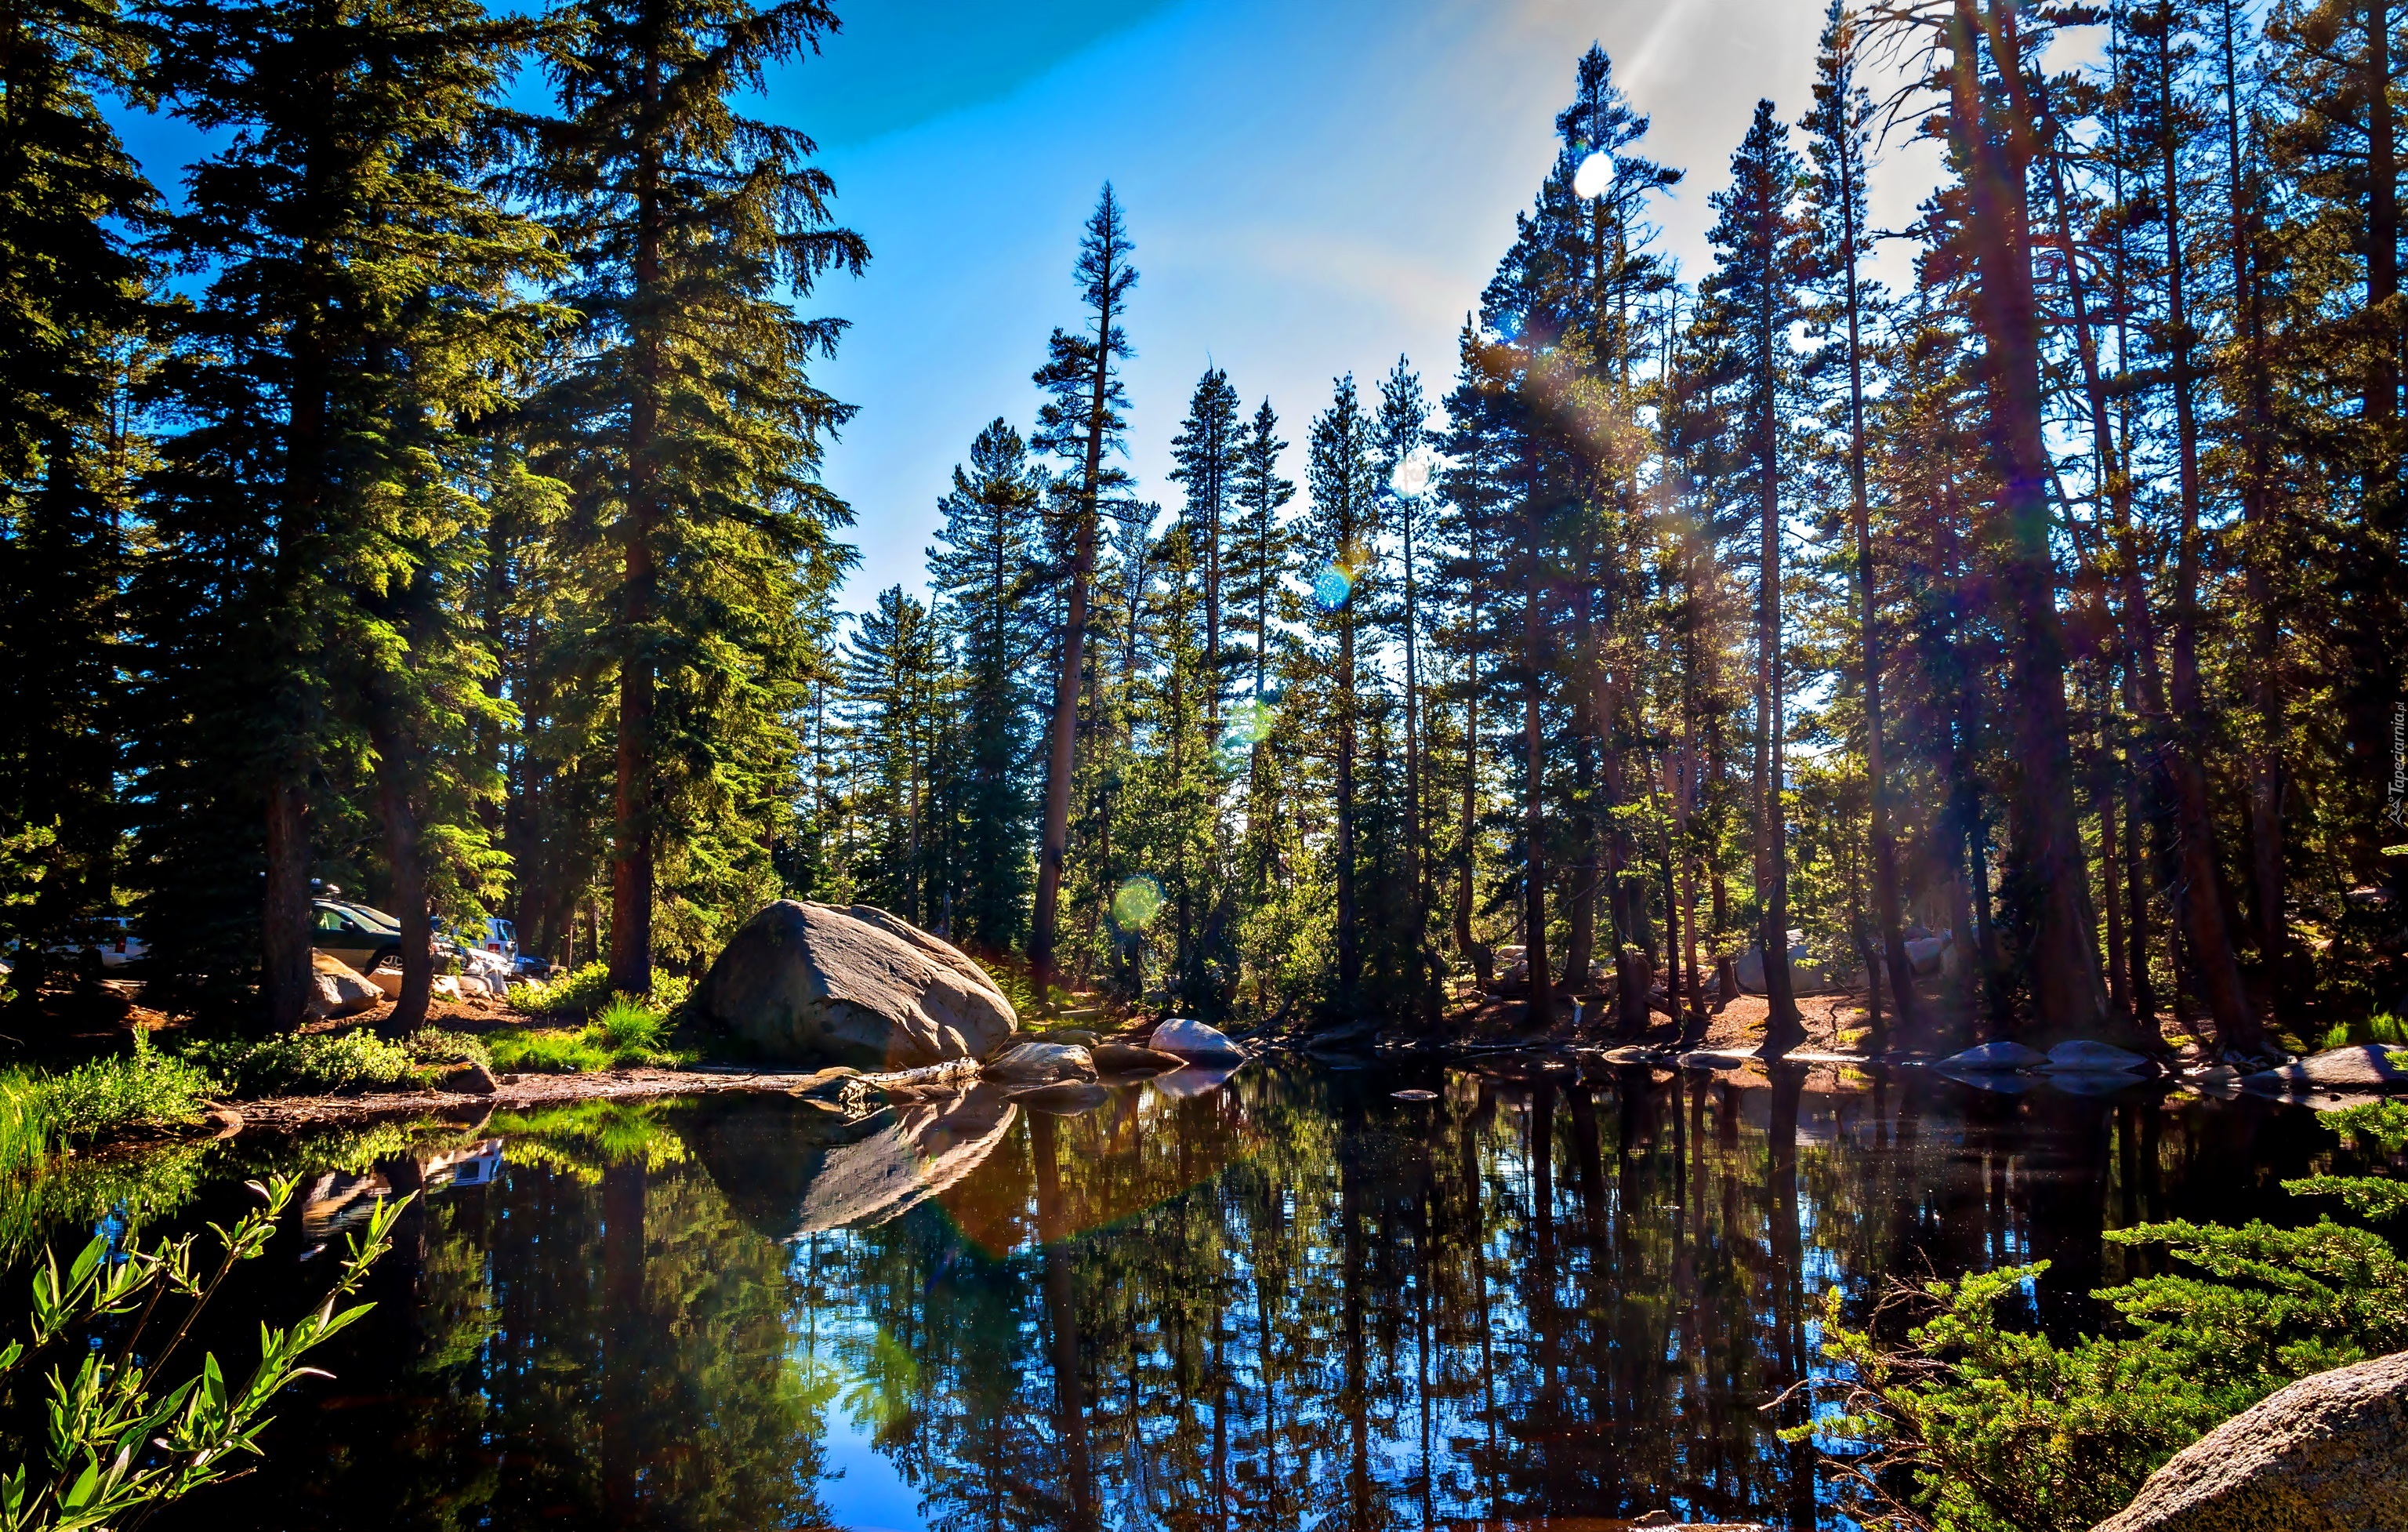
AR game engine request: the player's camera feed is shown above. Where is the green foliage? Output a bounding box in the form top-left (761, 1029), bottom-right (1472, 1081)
top-left (484, 1006), bottom-right (691, 1073)
top-left (516, 962), bottom-right (687, 1021)
top-left (593, 995), bottom-right (668, 1052)
top-left (180, 1031), bottom-right (420, 1098)
top-left (1807, 1108), bottom-right (2408, 1531)
top-left (34, 1046), bottom-right (216, 1142)
top-left (2322, 1011), bottom-right (2407, 1050)
top-left (0, 1175), bottom-right (401, 1530)
top-left (0, 1043), bottom-right (216, 1179)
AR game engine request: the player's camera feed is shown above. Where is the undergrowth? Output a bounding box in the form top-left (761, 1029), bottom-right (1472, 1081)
top-left (515, 961), bottom-right (690, 1020)
top-left (1804, 1100), bottom-right (2408, 1531)
top-left (2320, 1009), bottom-right (2407, 1051)
top-left (0, 1036), bottom-right (216, 1178)
top-left (484, 993), bottom-right (687, 1074)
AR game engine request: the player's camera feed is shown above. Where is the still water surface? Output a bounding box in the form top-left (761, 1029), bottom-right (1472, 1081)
top-left (7, 1057), bottom-right (2366, 1531)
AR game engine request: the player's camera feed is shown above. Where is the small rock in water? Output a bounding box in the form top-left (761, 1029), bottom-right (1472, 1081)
top-left (1391, 1088), bottom-right (1438, 1101)
top-left (2044, 1040), bottom-right (2155, 1074)
top-left (1151, 1017), bottom-right (1245, 1060)
top-left (1942, 1040), bottom-right (2050, 1072)
top-left (981, 1041), bottom-right (1097, 1086)
top-left (1092, 1041), bottom-right (1184, 1075)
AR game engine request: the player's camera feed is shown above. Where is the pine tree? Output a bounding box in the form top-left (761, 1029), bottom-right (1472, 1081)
top-left (1804, 0), bottom-right (1916, 1049)
top-left (0, 0), bottom-right (154, 1005)
top-left (1373, 358), bottom-right (1434, 964)
top-left (1898, 0), bottom-right (2120, 1040)
top-left (1228, 398), bottom-right (1295, 706)
top-left (136, 0), bottom-right (556, 1026)
top-left (1028, 185), bottom-right (1136, 999)
top-left (1167, 365), bottom-right (1240, 724)
top-left (524, 0), bottom-right (865, 994)
top-left (926, 418), bottom-right (1045, 956)
top-left (841, 586), bottom-right (940, 922)
top-left (1303, 375), bottom-right (1380, 1008)
top-left (1698, 99), bottom-right (1812, 1054)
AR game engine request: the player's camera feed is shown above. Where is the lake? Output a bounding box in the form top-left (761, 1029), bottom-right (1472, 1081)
top-left (0, 1056), bottom-right (2369, 1531)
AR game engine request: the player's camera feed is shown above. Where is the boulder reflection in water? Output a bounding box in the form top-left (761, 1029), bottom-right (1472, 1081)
top-left (692, 1085), bottom-right (1018, 1239)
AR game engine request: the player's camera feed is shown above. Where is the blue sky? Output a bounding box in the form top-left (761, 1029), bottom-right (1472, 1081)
top-left (800, 0), bottom-right (1943, 611)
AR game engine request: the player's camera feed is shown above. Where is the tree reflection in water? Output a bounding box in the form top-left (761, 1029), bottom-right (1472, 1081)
top-left (111, 1062), bottom-right (2347, 1532)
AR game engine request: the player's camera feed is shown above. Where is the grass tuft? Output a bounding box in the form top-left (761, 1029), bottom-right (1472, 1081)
top-left (0, 1036), bottom-right (216, 1178)
top-left (2321, 1011), bottom-right (2408, 1051)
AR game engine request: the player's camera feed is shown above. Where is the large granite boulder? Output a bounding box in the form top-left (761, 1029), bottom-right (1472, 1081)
top-left (2241, 1044), bottom-right (2408, 1098)
top-left (2094, 1350), bottom-right (2408, 1532)
top-left (698, 901), bottom-right (1017, 1069)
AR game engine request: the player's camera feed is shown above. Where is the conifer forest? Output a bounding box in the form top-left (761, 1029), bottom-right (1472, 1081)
top-left (4, 0), bottom-right (2406, 1060)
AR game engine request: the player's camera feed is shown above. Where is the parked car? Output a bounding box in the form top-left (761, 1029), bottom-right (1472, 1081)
top-left (313, 899), bottom-right (403, 973)
top-left (34, 917), bottom-right (148, 975)
top-left (467, 917), bottom-right (517, 967)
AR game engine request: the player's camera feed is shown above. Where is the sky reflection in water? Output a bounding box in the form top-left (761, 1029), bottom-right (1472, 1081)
top-left (84, 1059), bottom-right (2355, 1532)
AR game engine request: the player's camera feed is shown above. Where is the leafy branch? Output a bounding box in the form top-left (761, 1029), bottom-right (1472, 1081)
top-left (0, 1175), bottom-right (406, 1532)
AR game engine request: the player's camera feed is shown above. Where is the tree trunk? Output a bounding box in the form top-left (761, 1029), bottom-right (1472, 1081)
top-left (1032, 252), bottom-right (1122, 998)
top-left (1838, 123), bottom-right (1917, 1045)
top-left (1336, 590), bottom-right (1359, 1005)
top-left (263, 777), bottom-right (314, 1030)
top-left (1523, 465), bottom-right (1551, 1030)
top-left (1456, 594), bottom-right (1485, 985)
top-left (2157, 5), bottom-right (2263, 1051)
top-left (1755, 387), bottom-right (1802, 1054)
top-left (1561, 589), bottom-right (1597, 995)
top-left (375, 724), bottom-right (433, 1031)
top-left (610, 42), bottom-right (664, 998)
top-left (1947, 0), bottom-right (2115, 1040)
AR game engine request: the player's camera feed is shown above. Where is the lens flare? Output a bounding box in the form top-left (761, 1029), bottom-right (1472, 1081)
top-left (1111, 874), bottom-right (1164, 931)
top-left (1228, 696), bottom-right (1273, 743)
top-left (1311, 565), bottom-right (1354, 610)
top-left (1390, 448), bottom-right (1433, 496)
top-left (1572, 150), bottom-right (1614, 199)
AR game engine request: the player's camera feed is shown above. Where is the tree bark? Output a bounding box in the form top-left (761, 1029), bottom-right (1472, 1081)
top-left (1032, 241), bottom-right (1122, 999)
top-left (1522, 454), bottom-right (1551, 1030)
top-left (375, 721), bottom-right (433, 1032)
top-left (263, 778), bottom-right (314, 1030)
top-left (1946, 0), bottom-right (2116, 1040)
top-left (1836, 105), bottom-right (1917, 1046)
top-left (609, 34), bottom-right (663, 998)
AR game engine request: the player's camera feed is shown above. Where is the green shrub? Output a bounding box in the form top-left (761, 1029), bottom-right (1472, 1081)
top-left (404, 1027), bottom-right (491, 1071)
top-left (1807, 1102), bottom-right (2408, 1531)
top-left (594, 994), bottom-right (667, 1051)
top-left (182, 1030), bottom-right (420, 1097)
top-left (0, 1039), bottom-right (217, 1179)
top-left (517, 962), bottom-right (691, 1020)
top-left (2320, 1010), bottom-right (2407, 1050)
top-left (39, 1044), bottom-right (216, 1138)
top-left (517, 960), bottom-right (611, 1015)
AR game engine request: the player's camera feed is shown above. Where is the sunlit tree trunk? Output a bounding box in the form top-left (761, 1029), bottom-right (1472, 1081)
top-left (1938, 0), bottom-right (2116, 1039)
